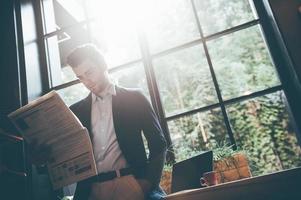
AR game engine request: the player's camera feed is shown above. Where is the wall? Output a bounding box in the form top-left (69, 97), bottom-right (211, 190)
top-left (0, 0), bottom-right (53, 199)
top-left (269, 0), bottom-right (301, 84)
top-left (0, 0), bottom-right (24, 133)
top-left (267, 0), bottom-right (301, 136)
top-left (0, 1), bottom-right (29, 199)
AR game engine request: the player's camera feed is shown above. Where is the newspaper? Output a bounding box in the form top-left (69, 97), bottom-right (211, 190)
top-left (8, 91), bottom-right (97, 189)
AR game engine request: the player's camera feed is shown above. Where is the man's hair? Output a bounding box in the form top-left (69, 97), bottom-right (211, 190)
top-left (66, 44), bottom-right (107, 69)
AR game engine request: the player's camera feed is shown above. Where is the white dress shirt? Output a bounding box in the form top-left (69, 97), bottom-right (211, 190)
top-left (90, 83), bottom-right (128, 173)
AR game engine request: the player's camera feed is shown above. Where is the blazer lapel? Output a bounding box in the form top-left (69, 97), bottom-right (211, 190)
top-left (81, 93), bottom-right (92, 138)
top-left (112, 86), bottom-right (121, 132)
top-left (112, 86), bottom-right (125, 147)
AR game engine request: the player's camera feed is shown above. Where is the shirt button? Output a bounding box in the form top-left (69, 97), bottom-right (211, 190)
top-left (101, 147), bottom-right (105, 150)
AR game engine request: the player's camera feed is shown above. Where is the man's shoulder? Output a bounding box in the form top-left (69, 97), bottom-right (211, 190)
top-left (116, 86), bottom-right (144, 98)
top-left (116, 85), bottom-right (141, 93)
top-left (115, 86), bottom-right (150, 111)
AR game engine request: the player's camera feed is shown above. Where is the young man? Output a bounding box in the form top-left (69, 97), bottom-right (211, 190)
top-left (65, 44), bottom-right (167, 200)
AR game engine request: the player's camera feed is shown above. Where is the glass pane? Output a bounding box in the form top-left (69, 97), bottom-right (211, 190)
top-left (153, 45), bottom-right (218, 117)
top-left (110, 63), bottom-right (150, 99)
top-left (207, 25), bottom-right (281, 100)
top-left (143, 0), bottom-right (200, 54)
top-left (46, 25), bottom-right (90, 87)
top-left (42, 0), bottom-right (88, 34)
top-left (90, 21), bottom-right (141, 68)
top-left (227, 91), bottom-right (301, 176)
top-left (168, 108), bottom-right (228, 162)
top-left (194, 0), bottom-right (257, 36)
top-left (57, 83), bottom-right (89, 106)
top-left (86, 0), bottom-right (141, 68)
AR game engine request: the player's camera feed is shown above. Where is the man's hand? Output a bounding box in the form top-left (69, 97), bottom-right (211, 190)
top-left (27, 140), bottom-right (52, 166)
top-left (136, 179), bottom-right (152, 194)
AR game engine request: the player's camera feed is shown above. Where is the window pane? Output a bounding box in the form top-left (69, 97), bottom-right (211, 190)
top-left (226, 91), bottom-right (301, 176)
top-left (46, 25), bottom-right (90, 87)
top-left (57, 83), bottom-right (89, 106)
top-left (207, 25), bottom-right (280, 100)
top-left (90, 21), bottom-right (141, 68)
top-left (110, 63), bottom-right (150, 99)
top-left (86, 0), bottom-right (142, 67)
top-left (168, 108), bottom-right (229, 162)
top-left (42, 0), bottom-right (88, 34)
top-left (144, 0), bottom-right (200, 54)
top-left (153, 45), bottom-right (218, 117)
top-left (194, 0), bottom-right (257, 36)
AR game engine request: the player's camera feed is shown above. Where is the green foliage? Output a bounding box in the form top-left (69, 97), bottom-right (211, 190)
top-left (212, 143), bottom-right (240, 161)
top-left (228, 92), bottom-right (301, 175)
top-left (168, 109), bottom-right (229, 162)
top-left (163, 163), bottom-right (173, 172)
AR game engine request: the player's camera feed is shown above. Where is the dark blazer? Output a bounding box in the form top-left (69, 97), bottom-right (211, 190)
top-left (70, 86), bottom-right (167, 200)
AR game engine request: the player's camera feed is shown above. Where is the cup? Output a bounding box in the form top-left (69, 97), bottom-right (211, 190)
top-left (200, 171), bottom-right (218, 187)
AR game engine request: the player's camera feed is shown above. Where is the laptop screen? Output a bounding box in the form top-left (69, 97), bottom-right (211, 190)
top-left (171, 150), bottom-right (213, 193)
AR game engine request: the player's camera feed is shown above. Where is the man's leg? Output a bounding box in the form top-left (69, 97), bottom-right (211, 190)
top-left (89, 175), bottom-right (144, 200)
top-left (113, 175), bottom-right (144, 200)
top-left (89, 181), bottom-right (115, 200)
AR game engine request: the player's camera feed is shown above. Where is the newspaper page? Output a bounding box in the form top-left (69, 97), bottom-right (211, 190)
top-left (8, 91), bottom-right (97, 189)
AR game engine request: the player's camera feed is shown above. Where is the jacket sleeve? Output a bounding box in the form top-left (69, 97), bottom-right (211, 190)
top-left (135, 91), bottom-right (167, 186)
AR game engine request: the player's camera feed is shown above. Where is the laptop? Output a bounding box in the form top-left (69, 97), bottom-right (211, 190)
top-left (171, 150), bottom-right (213, 193)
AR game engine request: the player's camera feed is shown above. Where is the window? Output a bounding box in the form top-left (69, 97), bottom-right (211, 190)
top-left (38, 0), bottom-right (301, 178)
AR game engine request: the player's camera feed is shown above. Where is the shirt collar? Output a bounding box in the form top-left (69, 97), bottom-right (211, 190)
top-left (92, 83), bottom-right (116, 102)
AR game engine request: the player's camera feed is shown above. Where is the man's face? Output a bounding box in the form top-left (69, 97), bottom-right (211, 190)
top-left (71, 58), bottom-right (109, 95)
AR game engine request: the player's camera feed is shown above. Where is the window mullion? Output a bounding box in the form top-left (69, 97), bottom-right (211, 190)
top-left (36, 0), bottom-right (51, 93)
top-left (136, 28), bottom-right (175, 162)
top-left (191, 0), bottom-right (237, 148)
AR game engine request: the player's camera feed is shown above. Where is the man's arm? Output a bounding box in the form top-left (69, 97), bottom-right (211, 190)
top-left (135, 91), bottom-right (167, 191)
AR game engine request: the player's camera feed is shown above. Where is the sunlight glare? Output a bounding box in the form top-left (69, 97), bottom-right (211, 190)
top-left (87, 0), bottom-right (161, 67)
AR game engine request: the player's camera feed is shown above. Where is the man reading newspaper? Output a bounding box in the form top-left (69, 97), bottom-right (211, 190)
top-left (25, 44), bottom-right (167, 200)
top-left (8, 91), bottom-right (98, 190)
